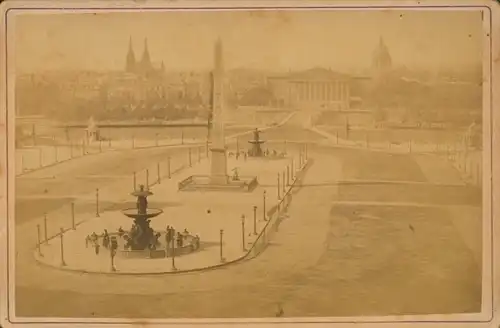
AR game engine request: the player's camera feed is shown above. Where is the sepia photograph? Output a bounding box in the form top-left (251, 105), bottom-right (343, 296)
top-left (0, 0), bottom-right (497, 326)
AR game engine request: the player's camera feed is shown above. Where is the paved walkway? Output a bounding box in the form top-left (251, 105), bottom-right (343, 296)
top-left (34, 151), bottom-right (304, 274)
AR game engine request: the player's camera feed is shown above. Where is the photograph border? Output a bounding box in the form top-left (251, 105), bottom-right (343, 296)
top-left (0, 0), bottom-right (497, 326)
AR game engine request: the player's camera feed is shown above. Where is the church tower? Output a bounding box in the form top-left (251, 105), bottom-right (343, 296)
top-left (140, 38), bottom-right (153, 74)
top-left (372, 36), bottom-right (392, 78)
top-left (125, 36), bottom-right (136, 73)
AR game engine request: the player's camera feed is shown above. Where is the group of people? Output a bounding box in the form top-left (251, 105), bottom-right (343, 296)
top-left (165, 225), bottom-right (200, 250)
top-left (84, 225), bottom-right (201, 254)
top-left (85, 229), bottom-right (118, 255)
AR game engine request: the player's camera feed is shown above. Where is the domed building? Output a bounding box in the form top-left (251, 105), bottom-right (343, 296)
top-left (372, 36), bottom-right (393, 79)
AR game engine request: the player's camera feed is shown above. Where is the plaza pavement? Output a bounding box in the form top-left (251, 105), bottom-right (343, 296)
top-left (13, 117), bottom-right (484, 316)
top-left (309, 124), bottom-right (483, 187)
top-left (14, 138), bottom-right (203, 176)
top-left (33, 149), bottom-right (304, 274)
top-left (14, 145), bottom-right (483, 318)
top-left (14, 150), bottom-right (342, 299)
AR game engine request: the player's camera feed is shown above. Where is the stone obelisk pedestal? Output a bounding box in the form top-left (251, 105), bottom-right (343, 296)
top-left (210, 148), bottom-right (229, 185)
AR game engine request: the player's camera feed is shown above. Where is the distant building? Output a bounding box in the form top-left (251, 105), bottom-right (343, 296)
top-left (371, 36), bottom-right (393, 79)
top-left (267, 67), bottom-right (367, 111)
top-left (125, 37), bottom-right (165, 79)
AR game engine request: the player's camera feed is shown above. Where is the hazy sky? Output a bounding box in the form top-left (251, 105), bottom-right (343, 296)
top-left (10, 9), bottom-right (484, 73)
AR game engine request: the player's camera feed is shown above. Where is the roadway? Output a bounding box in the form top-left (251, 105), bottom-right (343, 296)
top-left (13, 117), bottom-right (483, 318)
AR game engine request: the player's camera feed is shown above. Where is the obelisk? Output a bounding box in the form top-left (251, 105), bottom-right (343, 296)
top-left (209, 39), bottom-right (229, 185)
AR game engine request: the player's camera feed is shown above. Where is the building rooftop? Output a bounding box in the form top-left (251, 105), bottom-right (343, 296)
top-left (268, 67), bottom-right (365, 81)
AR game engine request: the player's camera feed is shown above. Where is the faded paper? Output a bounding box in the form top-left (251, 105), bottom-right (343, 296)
top-left (0, 1), bottom-right (498, 327)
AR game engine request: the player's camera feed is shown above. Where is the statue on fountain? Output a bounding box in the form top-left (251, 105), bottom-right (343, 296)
top-left (121, 185), bottom-right (163, 251)
top-left (248, 128), bottom-right (266, 157)
top-left (136, 185), bottom-right (148, 215)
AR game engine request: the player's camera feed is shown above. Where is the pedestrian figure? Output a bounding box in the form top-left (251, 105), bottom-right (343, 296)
top-left (102, 229), bottom-right (110, 249)
top-left (85, 235), bottom-right (90, 248)
top-left (194, 235), bottom-right (200, 249)
top-left (110, 236), bottom-right (118, 251)
top-left (177, 232), bottom-right (183, 247)
top-left (124, 235), bottom-right (132, 250)
top-left (118, 226), bottom-right (124, 237)
top-left (94, 242), bottom-right (100, 255)
top-left (166, 228), bottom-right (172, 245)
top-left (275, 304), bottom-right (284, 317)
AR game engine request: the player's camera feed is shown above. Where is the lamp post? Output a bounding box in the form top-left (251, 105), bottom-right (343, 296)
top-left (71, 202), bottom-right (75, 230)
top-left (171, 231), bottom-right (177, 271)
top-left (132, 135), bottom-right (135, 149)
top-left (220, 229), bottom-right (225, 263)
top-left (286, 165), bottom-right (290, 186)
top-left (263, 190), bottom-right (267, 221)
top-left (188, 148), bottom-right (192, 167)
top-left (241, 215), bottom-right (246, 251)
top-left (157, 163), bottom-right (161, 184)
top-left (43, 213), bottom-right (48, 244)
top-left (282, 171), bottom-right (286, 194)
top-left (95, 188), bottom-right (100, 217)
top-left (253, 206), bottom-right (257, 235)
top-left (36, 224), bottom-right (42, 257)
top-left (110, 238), bottom-right (117, 272)
top-left (167, 156), bottom-right (171, 179)
top-left (277, 173), bottom-right (281, 200)
top-left (146, 169), bottom-right (150, 189)
top-left (60, 228), bottom-right (66, 267)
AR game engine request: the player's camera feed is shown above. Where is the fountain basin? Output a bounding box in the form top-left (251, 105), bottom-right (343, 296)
top-left (121, 208), bottom-right (163, 219)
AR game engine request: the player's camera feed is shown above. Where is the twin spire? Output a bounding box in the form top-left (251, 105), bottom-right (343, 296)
top-left (126, 36), bottom-right (158, 74)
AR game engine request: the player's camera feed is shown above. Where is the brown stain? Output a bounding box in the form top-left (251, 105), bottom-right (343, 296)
top-left (276, 11), bottom-right (292, 25)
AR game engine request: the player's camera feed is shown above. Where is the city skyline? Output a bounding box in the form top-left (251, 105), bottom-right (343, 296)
top-left (11, 9), bottom-right (484, 74)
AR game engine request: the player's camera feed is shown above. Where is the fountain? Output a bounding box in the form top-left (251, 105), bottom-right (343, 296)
top-left (121, 185), bottom-right (163, 250)
top-left (248, 128), bottom-right (266, 157)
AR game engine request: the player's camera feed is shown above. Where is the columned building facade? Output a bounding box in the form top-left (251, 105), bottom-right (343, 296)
top-left (267, 68), bottom-right (354, 110)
